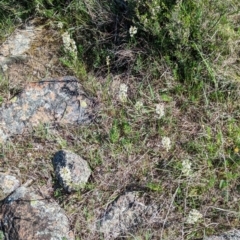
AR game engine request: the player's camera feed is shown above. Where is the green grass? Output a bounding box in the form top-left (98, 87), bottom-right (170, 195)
top-left (0, 0), bottom-right (240, 239)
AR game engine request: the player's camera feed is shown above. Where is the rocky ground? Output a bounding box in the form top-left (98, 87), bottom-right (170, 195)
top-left (0, 19), bottom-right (240, 240)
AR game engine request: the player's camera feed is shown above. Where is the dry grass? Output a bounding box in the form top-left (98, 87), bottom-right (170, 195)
top-left (0, 0), bottom-right (240, 239)
top-left (1, 69), bottom-right (240, 239)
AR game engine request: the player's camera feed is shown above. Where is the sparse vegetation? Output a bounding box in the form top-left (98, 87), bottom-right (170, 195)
top-left (0, 0), bottom-right (240, 239)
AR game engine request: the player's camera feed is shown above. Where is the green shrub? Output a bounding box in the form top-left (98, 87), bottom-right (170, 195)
top-left (1, 0), bottom-right (239, 95)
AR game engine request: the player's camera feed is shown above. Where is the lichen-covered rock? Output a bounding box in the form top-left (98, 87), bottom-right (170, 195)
top-left (0, 26), bottom-right (35, 59)
top-left (0, 186), bottom-right (74, 240)
top-left (204, 230), bottom-right (240, 240)
top-left (0, 173), bottom-right (20, 200)
top-left (0, 76), bottom-right (96, 143)
top-left (52, 150), bottom-right (91, 193)
top-left (0, 18), bottom-right (70, 85)
top-left (0, 21), bottom-right (37, 78)
top-left (97, 191), bottom-right (157, 239)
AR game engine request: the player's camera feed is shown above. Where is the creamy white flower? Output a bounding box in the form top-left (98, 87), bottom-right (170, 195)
top-left (152, 8), bottom-right (156, 16)
top-left (119, 83), bottom-right (128, 102)
top-left (106, 56), bottom-right (110, 66)
top-left (186, 209), bottom-right (203, 224)
top-left (182, 159), bottom-right (192, 176)
top-left (57, 22), bottom-right (63, 29)
top-left (162, 137), bottom-right (171, 151)
top-left (144, 18), bottom-right (148, 26)
top-left (156, 103), bottom-right (165, 118)
top-left (129, 26), bottom-right (138, 37)
top-left (62, 32), bottom-right (77, 58)
top-left (135, 101), bottom-right (143, 111)
top-left (35, 4), bottom-right (40, 13)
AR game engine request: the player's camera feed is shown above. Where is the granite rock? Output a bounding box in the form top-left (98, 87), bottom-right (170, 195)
top-left (204, 230), bottom-right (240, 240)
top-left (0, 173), bottom-right (20, 201)
top-left (0, 18), bottom-right (70, 84)
top-left (0, 76), bottom-right (96, 143)
top-left (52, 150), bottom-right (91, 193)
top-left (97, 191), bottom-right (158, 239)
top-left (0, 186), bottom-right (74, 240)
top-left (0, 26), bottom-right (35, 58)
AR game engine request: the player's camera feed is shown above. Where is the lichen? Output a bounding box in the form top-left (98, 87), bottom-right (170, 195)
top-left (59, 166), bottom-right (72, 186)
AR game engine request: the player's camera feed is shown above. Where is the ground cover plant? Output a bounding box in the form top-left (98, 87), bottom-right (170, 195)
top-left (0, 0), bottom-right (240, 239)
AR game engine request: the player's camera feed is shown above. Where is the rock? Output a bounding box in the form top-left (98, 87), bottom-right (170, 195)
top-left (204, 230), bottom-right (240, 240)
top-left (0, 76), bottom-right (96, 143)
top-left (0, 22), bottom-right (36, 77)
top-left (97, 191), bottom-right (157, 239)
top-left (0, 186), bottom-right (74, 240)
top-left (52, 150), bottom-right (91, 193)
top-left (0, 173), bottom-right (20, 200)
top-left (0, 25), bottom-right (35, 60)
top-left (0, 18), bottom-right (70, 85)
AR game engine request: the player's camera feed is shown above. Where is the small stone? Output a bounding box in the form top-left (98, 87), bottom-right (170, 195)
top-left (97, 191), bottom-right (157, 239)
top-left (0, 173), bottom-right (20, 200)
top-left (0, 186), bottom-right (74, 240)
top-left (52, 150), bottom-right (91, 193)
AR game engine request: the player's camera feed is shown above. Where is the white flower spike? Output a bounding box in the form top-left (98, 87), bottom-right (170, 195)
top-left (162, 137), bottom-right (171, 152)
top-left (186, 209), bottom-right (203, 224)
top-left (62, 32), bottom-right (77, 58)
top-left (182, 159), bottom-right (192, 176)
top-left (156, 103), bottom-right (165, 119)
top-left (135, 101), bottom-right (143, 111)
top-left (129, 26), bottom-right (138, 38)
top-left (106, 56), bottom-right (110, 66)
top-left (119, 83), bottom-right (128, 102)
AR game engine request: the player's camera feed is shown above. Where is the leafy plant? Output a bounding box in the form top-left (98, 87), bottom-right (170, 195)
top-left (109, 119), bottom-right (120, 143)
